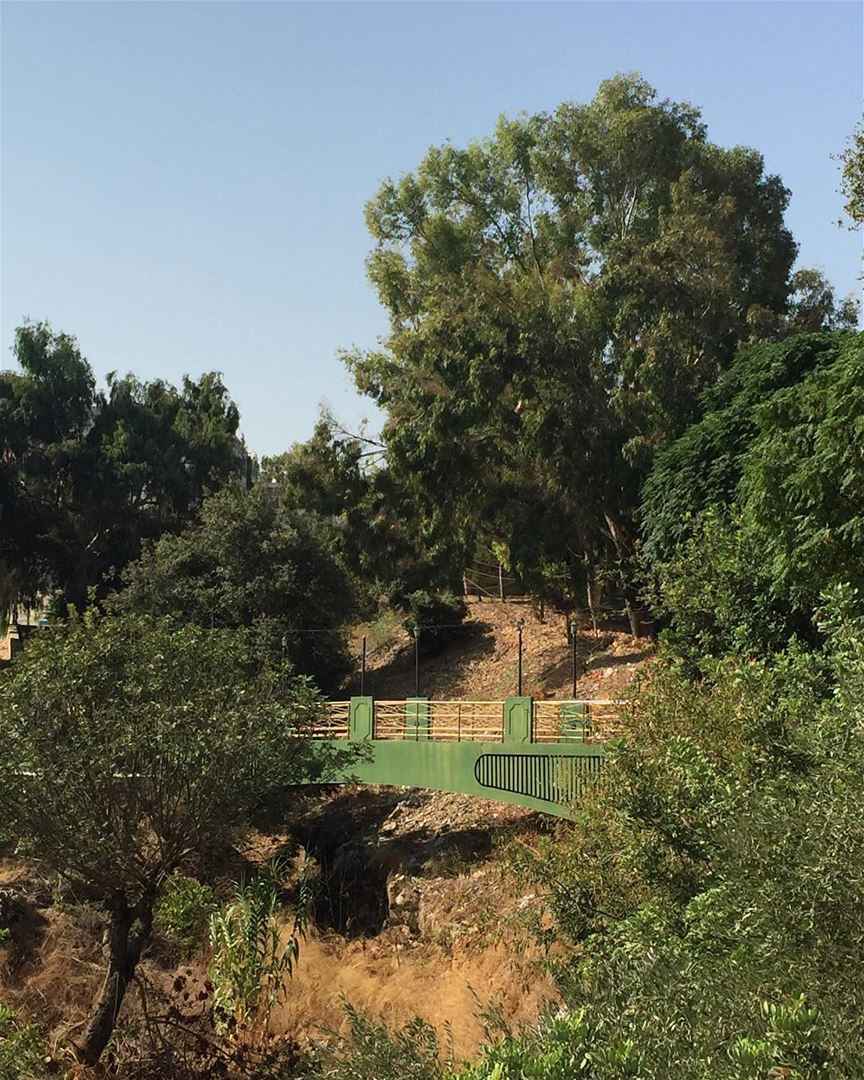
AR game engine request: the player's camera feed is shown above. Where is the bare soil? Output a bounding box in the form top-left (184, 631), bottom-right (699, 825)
top-left (350, 597), bottom-right (654, 702)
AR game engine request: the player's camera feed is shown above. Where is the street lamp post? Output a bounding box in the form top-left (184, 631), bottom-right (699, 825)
top-left (570, 619), bottom-right (578, 698)
top-left (413, 625), bottom-right (421, 697)
top-left (516, 617), bottom-right (525, 696)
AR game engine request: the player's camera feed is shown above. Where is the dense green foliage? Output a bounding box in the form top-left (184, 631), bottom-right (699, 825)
top-left (481, 590), bottom-right (864, 1078)
top-left (0, 612), bottom-right (333, 894)
top-left (401, 590), bottom-right (468, 656)
top-left (641, 332), bottom-right (856, 563)
top-left (643, 332), bottom-right (863, 658)
top-left (345, 73), bottom-right (839, 612)
top-left (154, 874), bottom-right (219, 957)
top-left (0, 323), bottom-right (247, 619)
top-left (0, 612), bottom-right (345, 1063)
top-left (111, 484), bottom-right (357, 690)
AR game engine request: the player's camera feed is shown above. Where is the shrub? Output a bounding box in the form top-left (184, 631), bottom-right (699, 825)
top-left (209, 859), bottom-right (310, 1051)
top-left (305, 1004), bottom-right (447, 1080)
top-left (401, 591), bottom-right (468, 657)
top-left (154, 875), bottom-right (218, 957)
top-left (0, 1003), bottom-right (61, 1080)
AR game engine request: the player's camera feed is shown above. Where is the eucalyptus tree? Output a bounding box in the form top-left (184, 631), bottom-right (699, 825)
top-left (348, 74), bottom-right (798, 620)
top-left (642, 329), bottom-right (864, 657)
top-left (839, 119), bottom-right (864, 228)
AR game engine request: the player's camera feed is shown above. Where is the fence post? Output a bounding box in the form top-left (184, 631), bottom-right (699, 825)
top-left (405, 697), bottom-right (430, 740)
top-left (504, 696), bottom-right (533, 744)
top-left (349, 696), bottom-right (374, 741)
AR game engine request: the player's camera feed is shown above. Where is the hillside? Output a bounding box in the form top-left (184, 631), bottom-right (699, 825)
top-left (349, 598), bottom-right (654, 703)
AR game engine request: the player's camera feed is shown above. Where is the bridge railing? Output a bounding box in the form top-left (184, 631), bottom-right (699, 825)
top-left (532, 699), bottom-right (624, 743)
top-left (307, 700), bottom-right (351, 738)
top-left (419, 700), bottom-right (504, 742)
top-left (318, 698), bottom-right (624, 744)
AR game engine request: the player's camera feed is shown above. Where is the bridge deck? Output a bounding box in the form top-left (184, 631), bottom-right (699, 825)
top-left (303, 697), bottom-right (623, 818)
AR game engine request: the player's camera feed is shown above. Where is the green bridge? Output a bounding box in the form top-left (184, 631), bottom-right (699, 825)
top-left (309, 697), bottom-right (622, 818)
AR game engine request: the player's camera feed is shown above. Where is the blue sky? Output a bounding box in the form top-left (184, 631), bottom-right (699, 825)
top-left (2, 1), bottom-right (861, 456)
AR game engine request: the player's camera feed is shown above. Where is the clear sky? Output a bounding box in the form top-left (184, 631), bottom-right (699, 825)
top-left (2, 1), bottom-right (861, 457)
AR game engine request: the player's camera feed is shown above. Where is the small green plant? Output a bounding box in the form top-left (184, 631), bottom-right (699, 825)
top-left (401, 591), bottom-right (468, 656)
top-left (154, 874), bottom-right (218, 956)
top-left (362, 608), bottom-right (404, 654)
top-left (309, 1003), bottom-right (448, 1080)
top-left (209, 858), bottom-right (311, 1049)
top-left (0, 1002), bottom-right (62, 1080)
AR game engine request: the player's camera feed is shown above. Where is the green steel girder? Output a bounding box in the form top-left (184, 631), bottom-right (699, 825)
top-left (307, 697), bottom-right (604, 819)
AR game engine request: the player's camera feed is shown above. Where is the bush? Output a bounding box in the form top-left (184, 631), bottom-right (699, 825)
top-left (495, 590), bottom-right (864, 1077)
top-left (0, 1003), bottom-right (60, 1080)
top-left (154, 875), bottom-right (218, 957)
top-left (400, 591), bottom-right (468, 657)
top-left (112, 485), bottom-right (359, 693)
top-left (208, 857), bottom-right (312, 1054)
top-left (304, 1004), bottom-right (447, 1080)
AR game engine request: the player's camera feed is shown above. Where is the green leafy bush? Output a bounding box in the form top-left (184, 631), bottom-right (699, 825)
top-left (0, 1003), bottom-right (61, 1080)
top-left (495, 589), bottom-right (864, 1077)
top-left (154, 874), bottom-right (218, 956)
top-left (112, 485), bottom-right (358, 692)
top-left (401, 591), bottom-right (468, 657)
top-left (305, 1004), bottom-right (447, 1080)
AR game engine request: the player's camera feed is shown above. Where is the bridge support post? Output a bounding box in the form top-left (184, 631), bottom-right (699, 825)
top-left (504, 696), bottom-right (533, 743)
top-left (349, 696), bottom-right (374, 740)
top-left (405, 697), bottom-right (430, 740)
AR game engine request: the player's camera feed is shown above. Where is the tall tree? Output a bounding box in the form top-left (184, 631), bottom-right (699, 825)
top-left (112, 484), bottom-right (358, 691)
top-left (349, 74), bottom-right (798, 620)
top-left (838, 119), bottom-right (864, 229)
top-left (0, 322), bottom-right (247, 615)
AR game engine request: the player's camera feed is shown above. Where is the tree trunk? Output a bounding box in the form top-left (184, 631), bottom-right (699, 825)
top-left (603, 511), bottom-right (643, 639)
top-left (586, 570), bottom-right (600, 637)
top-left (77, 891), bottom-right (154, 1065)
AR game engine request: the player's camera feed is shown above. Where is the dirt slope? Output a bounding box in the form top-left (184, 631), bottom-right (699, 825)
top-left (351, 598), bottom-right (654, 702)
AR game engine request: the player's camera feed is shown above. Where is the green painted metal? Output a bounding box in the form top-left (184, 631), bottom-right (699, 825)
top-left (405, 697), bottom-right (430, 740)
top-left (349, 696), bottom-right (374, 740)
top-left (306, 696), bottom-right (604, 819)
top-left (560, 700), bottom-right (589, 741)
top-left (503, 696), bottom-right (532, 743)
